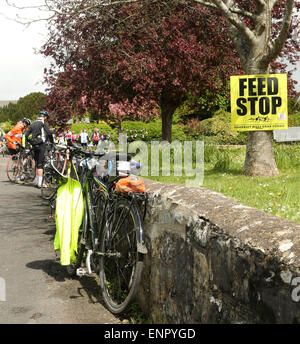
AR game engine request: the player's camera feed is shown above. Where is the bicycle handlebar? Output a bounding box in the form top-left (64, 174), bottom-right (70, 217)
top-left (50, 141), bottom-right (132, 163)
top-left (66, 142), bottom-right (132, 161)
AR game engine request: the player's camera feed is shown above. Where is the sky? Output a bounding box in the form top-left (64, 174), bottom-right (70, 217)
top-left (0, 1), bottom-right (50, 101)
top-left (0, 1), bottom-right (299, 101)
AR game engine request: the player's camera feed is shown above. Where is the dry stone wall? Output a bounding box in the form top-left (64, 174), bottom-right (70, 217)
top-left (137, 179), bottom-right (300, 324)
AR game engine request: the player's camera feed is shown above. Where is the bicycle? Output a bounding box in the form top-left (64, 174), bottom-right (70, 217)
top-left (61, 143), bottom-right (148, 314)
top-left (41, 143), bottom-right (69, 203)
top-left (6, 146), bottom-right (35, 184)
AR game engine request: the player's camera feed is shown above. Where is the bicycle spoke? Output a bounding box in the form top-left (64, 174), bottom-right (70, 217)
top-left (44, 142), bottom-right (146, 314)
top-left (100, 197), bottom-right (144, 313)
top-left (111, 228), bottom-right (136, 251)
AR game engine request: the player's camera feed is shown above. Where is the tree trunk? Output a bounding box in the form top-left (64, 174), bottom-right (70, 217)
top-left (241, 62), bottom-right (279, 176)
top-left (224, 2), bottom-right (280, 177)
top-left (160, 98), bottom-right (179, 142)
top-left (243, 131), bottom-right (278, 176)
top-left (241, 59), bottom-right (279, 176)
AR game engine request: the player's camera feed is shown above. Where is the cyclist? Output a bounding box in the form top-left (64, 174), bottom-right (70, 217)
top-left (4, 118), bottom-right (31, 156)
top-left (64, 128), bottom-right (72, 145)
top-left (21, 120), bottom-right (32, 149)
top-left (25, 110), bottom-right (54, 188)
top-left (99, 132), bottom-right (109, 149)
top-left (79, 129), bottom-right (89, 148)
top-left (91, 128), bottom-right (100, 146)
top-left (71, 131), bottom-right (77, 144)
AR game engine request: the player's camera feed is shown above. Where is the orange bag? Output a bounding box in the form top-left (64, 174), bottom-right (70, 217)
top-left (116, 175), bottom-right (145, 193)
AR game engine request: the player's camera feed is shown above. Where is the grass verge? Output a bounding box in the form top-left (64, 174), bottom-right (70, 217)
top-left (146, 143), bottom-right (300, 224)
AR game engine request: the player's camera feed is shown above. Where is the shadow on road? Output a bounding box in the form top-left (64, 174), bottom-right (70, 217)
top-left (26, 258), bottom-right (103, 305)
top-left (71, 275), bottom-right (102, 305)
top-left (43, 228), bottom-right (56, 241)
top-left (26, 259), bottom-right (69, 282)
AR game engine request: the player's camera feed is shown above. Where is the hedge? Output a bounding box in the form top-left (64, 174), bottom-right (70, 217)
top-left (71, 121), bottom-right (114, 135)
top-left (0, 108), bottom-right (293, 145)
top-left (288, 113), bottom-right (300, 127)
top-left (120, 120), bottom-right (187, 142)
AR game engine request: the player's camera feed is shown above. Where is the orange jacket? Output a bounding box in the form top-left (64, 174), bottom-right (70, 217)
top-left (4, 123), bottom-right (23, 150)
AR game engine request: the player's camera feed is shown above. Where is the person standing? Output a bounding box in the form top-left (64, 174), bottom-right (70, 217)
top-left (80, 129), bottom-right (89, 148)
top-left (57, 133), bottom-right (65, 145)
top-left (78, 130), bottom-right (83, 144)
top-left (91, 128), bottom-right (100, 146)
top-left (5, 118), bottom-right (31, 155)
top-left (64, 128), bottom-right (72, 145)
top-left (25, 110), bottom-right (53, 188)
top-left (71, 131), bottom-right (77, 143)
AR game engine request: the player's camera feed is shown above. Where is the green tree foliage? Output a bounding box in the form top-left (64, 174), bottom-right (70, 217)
top-left (17, 92), bottom-right (47, 120)
top-left (288, 93), bottom-right (300, 114)
top-left (0, 92), bottom-right (46, 124)
top-left (201, 110), bottom-right (247, 144)
top-left (0, 103), bottom-right (18, 123)
top-left (173, 88), bottom-right (230, 124)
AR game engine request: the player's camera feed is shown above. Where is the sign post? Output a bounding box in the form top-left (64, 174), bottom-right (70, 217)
top-left (230, 74), bottom-right (288, 131)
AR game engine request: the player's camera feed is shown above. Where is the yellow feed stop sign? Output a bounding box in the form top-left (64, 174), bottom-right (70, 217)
top-left (230, 74), bottom-right (288, 131)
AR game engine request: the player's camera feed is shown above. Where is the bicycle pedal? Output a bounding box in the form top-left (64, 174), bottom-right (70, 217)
top-left (76, 268), bottom-right (89, 277)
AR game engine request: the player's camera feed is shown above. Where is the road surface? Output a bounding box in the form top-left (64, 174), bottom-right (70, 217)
top-left (0, 156), bottom-right (120, 324)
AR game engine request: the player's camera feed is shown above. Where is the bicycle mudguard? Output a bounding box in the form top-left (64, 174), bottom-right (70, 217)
top-left (54, 176), bottom-right (84, 265)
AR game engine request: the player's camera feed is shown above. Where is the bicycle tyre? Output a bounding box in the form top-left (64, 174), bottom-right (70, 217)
top-left (99, 197), bottom-right (144, 314)
top-left (22, 156), bottom-right (36, 182)
top-left (41, 172), bottom-right (60, 200)
top-left (6, 154), bottom-right (21, 183)
top-left (52, 150), bottom-right (69, 178)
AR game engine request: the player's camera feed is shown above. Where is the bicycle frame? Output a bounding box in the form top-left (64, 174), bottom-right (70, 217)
top-left (60, 143), bottom-right (148, 313)
top-left (73, 153), bottom-right (147, 260)
top-left (42, 145), bottom-right (70, 203)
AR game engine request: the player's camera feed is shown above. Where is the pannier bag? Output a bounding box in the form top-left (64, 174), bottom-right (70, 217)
top-left (116, 175), bottom-right (145, 193)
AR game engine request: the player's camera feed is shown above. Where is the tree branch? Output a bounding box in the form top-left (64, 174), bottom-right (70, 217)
top-left (192, 0), bottom-right (254, 18)
top-left (254, 0), bottom-right (267, 8)
top-left (191, 0), bottom-right (218, 10)
top-left (210, 0), bottom-right (257, 44)
top-left (270, 0), bottom-right (279, 9)
top-left (262, 0), bottom-right (294, 65)
top-left (4, 0), bottom-right (55, 26)
top-left (96, 0), bottom-right (140, 6)
top-left (5, 0), bottom-right (45, 10)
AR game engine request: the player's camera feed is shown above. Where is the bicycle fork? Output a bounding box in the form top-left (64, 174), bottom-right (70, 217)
top-left (77, 180), bottom-right (99, 277)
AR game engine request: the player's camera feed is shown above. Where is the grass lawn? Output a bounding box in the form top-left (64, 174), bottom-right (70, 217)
top-left (146, 143), bottom-right (300, 224)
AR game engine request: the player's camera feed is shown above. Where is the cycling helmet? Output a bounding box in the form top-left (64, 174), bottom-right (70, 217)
top-left (22, 118), bottom-right (31, 126)
top-left (40, 110), bottom-right (49, 118)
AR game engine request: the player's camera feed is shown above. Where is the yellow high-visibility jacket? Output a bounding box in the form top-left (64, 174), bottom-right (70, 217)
top-left (54, 171), bottom-right (84, 265)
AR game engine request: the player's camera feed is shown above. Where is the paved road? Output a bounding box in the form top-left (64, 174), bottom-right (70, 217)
top-left (0, 156), bottom-right (120, 324)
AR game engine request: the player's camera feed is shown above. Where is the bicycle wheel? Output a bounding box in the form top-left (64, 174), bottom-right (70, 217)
top-left (52, 150), bottom-right (69, 178)
top-left (6, 154), bottom-right (21, 183)
top-left (41, 171), bottom-right (60, 200)
top-left (99, 197), bottom-right (144, 314)
top-left (22, 156), bottom-right (35, 182)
